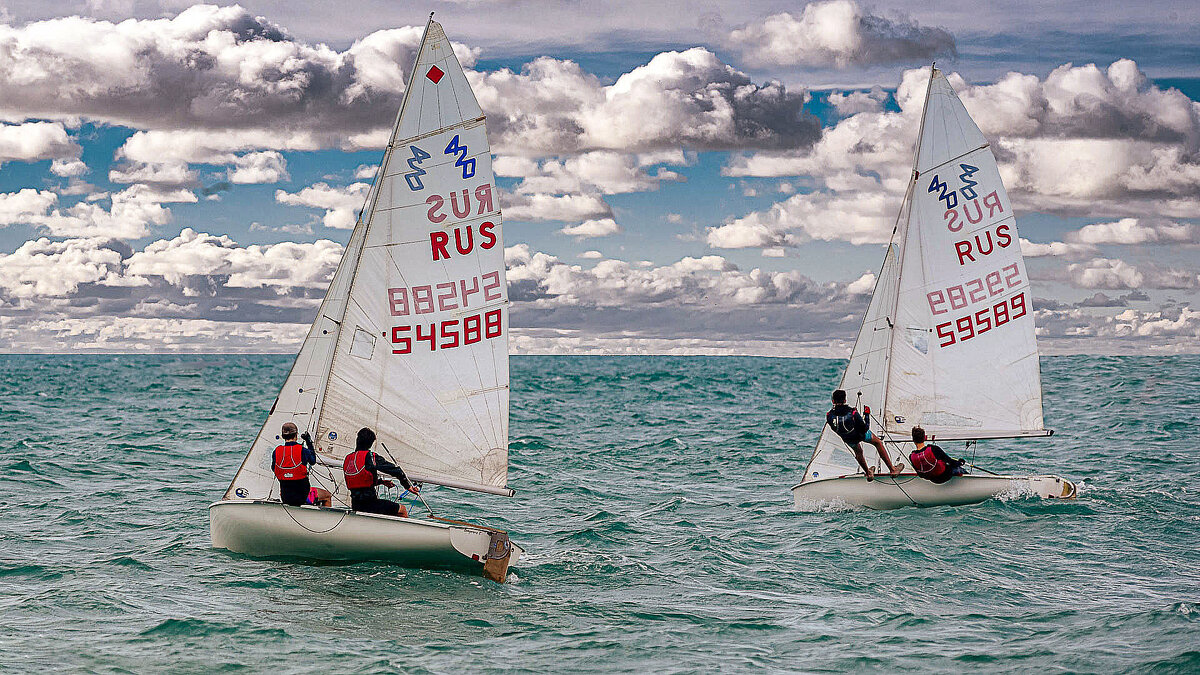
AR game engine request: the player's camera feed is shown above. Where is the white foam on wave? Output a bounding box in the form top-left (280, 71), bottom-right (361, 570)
top-left (792, 496), bottom-right (861, 513)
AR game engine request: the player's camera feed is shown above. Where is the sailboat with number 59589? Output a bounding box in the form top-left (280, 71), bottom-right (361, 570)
top-left (792, 66), bottom-right (1078, 510)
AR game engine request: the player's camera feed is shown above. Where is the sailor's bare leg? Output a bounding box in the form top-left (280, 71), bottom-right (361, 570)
top-left (869, 436), bottom-right (904, 477)
top-left (853, 446), bottom-right (876, 482)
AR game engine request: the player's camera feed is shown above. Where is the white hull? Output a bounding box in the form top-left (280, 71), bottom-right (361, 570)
top-left (209, 500), bottom-right (523, 576)
top-left (791, 473), bottom-right (1076, 510)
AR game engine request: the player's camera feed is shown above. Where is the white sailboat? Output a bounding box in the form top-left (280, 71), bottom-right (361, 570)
top-left (792, 66), bottom-right (1077, 510)
top-left (210, 16), bottom-right (523, 581)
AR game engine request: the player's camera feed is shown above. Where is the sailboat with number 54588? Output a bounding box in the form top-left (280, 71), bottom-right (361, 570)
top-left (210, 16), bottom-right (523, 582)
top-left (792, 66), bottom-right (1078, 510)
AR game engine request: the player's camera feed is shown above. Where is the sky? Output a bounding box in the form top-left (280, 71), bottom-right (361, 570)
top-left (0, 0), bottom-right (1198, 355)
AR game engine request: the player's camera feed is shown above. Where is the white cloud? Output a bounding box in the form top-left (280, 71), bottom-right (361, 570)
top-left (560, 218), bottom-right (622, 239)
top-left (578, 250), bottom-right (603, 259)
top-left (510, 151), bottom-right (686, 196)
top-left (473, 48), bottom-right (819, 156)
top-left (1067, 257), bottom-right (1198, 290)
top-left (124, 228), bottom-right (341, 288)
top-left (275, 182), bottom-right (370, 229)
top-left (829, 87), bottom-right (889, 116)
top-left (708, 189), bottom-right (894, 248)
top-left (1069, 218), bottom-right (1200, 245)
top-left (354, 164), bottom-right (378, 179)
top-left (0, 237), bottom-right (127, 298)
top-left (109, 161), bottom-right (198, 186)
top-left (727, 1), bottom-right (955, 68)
top-left (50, 158), bottom-right (89, 177)
top-left (228, 151), bottom-right (289, 184)
top-left (846, 271), bottom-right (876, 295)
top-left (502, 191), bottom-right (612, 222)
top-left (0, 121), bottom-right (80, 166)
top-left (1019, 238), bottom-right (1097, 258)
top-left (0, 189), bottom-right (58, 225)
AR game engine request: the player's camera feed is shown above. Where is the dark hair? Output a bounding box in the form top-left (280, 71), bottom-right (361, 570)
top-left (911, 426), bottom-right (926, 444)
top-left (281, 422), bottom-right (298, 440)
top-left (832, 389), bottom-right (847, 405)
top-left (356, 427), bottom-right (377, 451)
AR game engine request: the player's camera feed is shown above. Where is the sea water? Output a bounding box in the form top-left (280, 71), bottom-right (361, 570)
top-left (1, 354), bottom-right (1197, 672)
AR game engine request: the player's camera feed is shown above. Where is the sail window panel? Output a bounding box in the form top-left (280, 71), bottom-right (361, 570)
top-left (349, 326), bottom-right (377, 359)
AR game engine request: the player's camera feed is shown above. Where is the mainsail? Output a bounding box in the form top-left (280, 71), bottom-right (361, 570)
top-left (803, 67), bottom-right (1047, 482)
top-left (224, 18), bottom-right (510, 504)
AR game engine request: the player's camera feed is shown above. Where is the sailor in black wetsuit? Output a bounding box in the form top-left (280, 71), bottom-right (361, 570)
top-left (342, 427), bottom-right (420, 517)
top-left (826, 389), bottom-right (904, 481)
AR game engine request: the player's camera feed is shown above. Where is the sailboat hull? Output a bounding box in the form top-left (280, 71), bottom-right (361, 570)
top-left (791, 473), bottom-right (1076, 510)
top-left (209, 500), bottom-right (523, 576)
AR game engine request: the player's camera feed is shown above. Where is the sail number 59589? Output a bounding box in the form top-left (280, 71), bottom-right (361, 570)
top-left (934, 292), bottom-right (1027, 348)
top-left (392, 310), bottom-right (502, 354)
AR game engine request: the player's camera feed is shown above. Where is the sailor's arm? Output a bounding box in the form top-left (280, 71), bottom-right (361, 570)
top-left (370, 453), bottom-right (414, 490)
top-left (300, 431), bottom-right (317, 465)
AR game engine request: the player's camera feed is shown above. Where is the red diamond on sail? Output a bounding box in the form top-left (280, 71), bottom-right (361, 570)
top-left (425, 65), bottom-right (445, 84)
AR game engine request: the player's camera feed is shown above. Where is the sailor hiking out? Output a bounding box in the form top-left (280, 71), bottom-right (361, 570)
top-left (826, 389), bottom-right (904, 481)
top-left (908, 426), bottom-right (968, 484)
top-left (343, 427), bottom-right (420, 517)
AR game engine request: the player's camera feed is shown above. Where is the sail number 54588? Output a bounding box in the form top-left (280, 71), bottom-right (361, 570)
top-left (934, 292), bottom-right (1028, 348)
top-left (392, 310), bottom-right (502, 354)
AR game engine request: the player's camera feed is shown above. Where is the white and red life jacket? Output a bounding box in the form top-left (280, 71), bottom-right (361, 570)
top-left (272, 442), bottom-right (308, 481)
top-left (910, 445), bottom-right (947, 480)
top-left (343, 450), bottom-right (375, 490)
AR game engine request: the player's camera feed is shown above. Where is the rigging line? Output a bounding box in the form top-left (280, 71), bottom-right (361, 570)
top-left (282, 503), bottom-right (349, 534)
top-left (308, 463), bottom-right (352, 508)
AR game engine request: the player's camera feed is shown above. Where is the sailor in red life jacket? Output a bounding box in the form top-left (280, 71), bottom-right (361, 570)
top-left (342, 427), bottom-right (419, 517)
top-left (908, 426), bottom-right (968, 484)
top-left (273, 422), bottom-right (321, 506)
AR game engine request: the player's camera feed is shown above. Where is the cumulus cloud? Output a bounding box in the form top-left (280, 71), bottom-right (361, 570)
top-left (124, 228), bottom-right (341, 287)
top-left (0, 121), bottom-right (80, 166)
top-left (727, 1), bottom-right (956, 68)
top-left (474, 48), bottom-right (820, 156)
top-left (560, 218), bottom-right (622, 239)
top-left (275, 181), bottom-right (370, 229)
top-left (0, 185), bottom-right (195, 239)
top-left (1019, 238), bottom-right (1097, 258)
top-left (1068, 218), bottom-right (1200, 245)
top-left (1067, 257), bottom-right (1198, 290)
top-left (708, 189), bottom-right (895, 248)
top-left (502, 191), bottom-right (613, 222)
top-left (228, 150), bottom-right (289, 184)
top-left (508, 151), bottom-right (687, 196)
top-left (829, 87), bottom-right (889, 116)
top-left (0, 7), bottom-right (472, 143)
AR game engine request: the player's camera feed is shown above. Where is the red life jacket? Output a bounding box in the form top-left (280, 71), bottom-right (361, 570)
top-left (343, 450), bottom-right (375, 490)
top-left (910, 445), bottom-right (947, 480)
top-left (272, 442), bottom-right (308, 481)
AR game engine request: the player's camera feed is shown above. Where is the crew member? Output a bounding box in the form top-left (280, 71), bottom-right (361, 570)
top-left (273, 422), bottom-right (317, 506)
top-left (342, 427), bottom-right (419, 517)
top-left (909, 426), bottom-right (968, 484)
top-left (826, 389), bottom-right (904, 481)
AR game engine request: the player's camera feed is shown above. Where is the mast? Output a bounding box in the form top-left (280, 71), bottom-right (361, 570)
top-left (878, 64), bottom-right (937, 436)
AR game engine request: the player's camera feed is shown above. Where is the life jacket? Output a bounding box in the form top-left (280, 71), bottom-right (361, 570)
top-left (828, 405), bottom-right (867, 442)
top-left (272, 442), bottom-right (308, 481)
top-left (343, 450), bottom-right (376, 490)
top-left (910, 445), bottom-right (947, 480)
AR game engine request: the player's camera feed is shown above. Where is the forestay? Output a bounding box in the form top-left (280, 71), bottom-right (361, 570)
top-left (224, 18), bottom-right (511, 503)
top-left (801, 67), bottom-right (1046, 483)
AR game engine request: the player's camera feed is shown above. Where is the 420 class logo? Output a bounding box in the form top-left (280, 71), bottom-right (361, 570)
top-left (403, 134), bottom-right (477, 190)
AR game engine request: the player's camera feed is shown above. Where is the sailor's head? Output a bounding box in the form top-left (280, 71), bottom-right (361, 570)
top-left (911, 426), bottom-right (926, 444)
top-left (832, 389), bottom-right (847, 405)
top-left (356, 427), bottom-right (377, 451)
top-left (281, 422), bottom-right (298, 440)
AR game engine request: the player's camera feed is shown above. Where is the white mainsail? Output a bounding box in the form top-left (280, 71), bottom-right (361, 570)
top-left (803, 67), bottom-right (1047, 482)
top-left (224, 18), bottom-right (510, 504)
